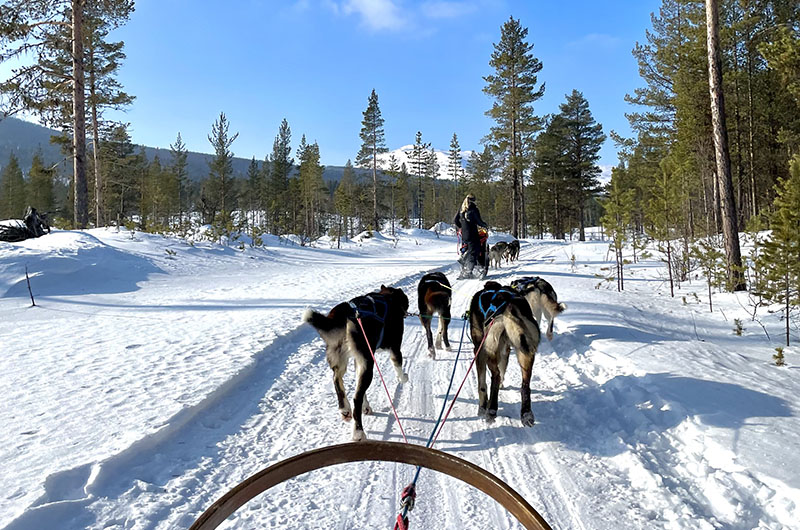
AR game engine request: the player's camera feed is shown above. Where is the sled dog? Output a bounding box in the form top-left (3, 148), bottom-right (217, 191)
top-left (417, 272), bottom-right (452, 358)
top-left (489, 241), bottom-right (508, 269)
top-left (506, 239), bottom-right (520, 262)
top-left (469, 281), bottom-right (540, 426)
top-left (510, 276), bottom-right (567, 341)
top-left (303, 285), bottom-right (409, 441)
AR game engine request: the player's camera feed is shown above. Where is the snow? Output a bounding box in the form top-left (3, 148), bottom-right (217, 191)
top-left (1, 227), bottom-right (798, 529)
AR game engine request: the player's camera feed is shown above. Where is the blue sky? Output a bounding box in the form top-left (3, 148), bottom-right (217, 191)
top-left (104, 0), bottom-right (661, 170)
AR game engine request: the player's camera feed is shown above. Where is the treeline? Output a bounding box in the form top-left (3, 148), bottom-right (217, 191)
top-left (2, 8), bottom-right (608, 243)
top-left (602, 0), bottom-right (800, 345)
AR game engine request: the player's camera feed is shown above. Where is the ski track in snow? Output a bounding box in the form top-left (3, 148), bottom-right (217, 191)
top-left (1, 229), bottom-right (799, 529)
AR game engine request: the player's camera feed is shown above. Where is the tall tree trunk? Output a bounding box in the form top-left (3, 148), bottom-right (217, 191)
top-left (372, 142), bottom-right (378, 232)
top-left (89, 54), bottom-right (102, 227)
top-left (706, 0), bottom-right (746, 291)
top-left (72, 0), bottom-right (88, 229)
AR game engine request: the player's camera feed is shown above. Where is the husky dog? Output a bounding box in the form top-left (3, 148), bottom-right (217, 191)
top-left (417, 272), bottom-right (452, 358)
top-left (489, 241), bottom-right (508, 269)
top-left (303, 285), bottom-right (410, 441)
top-left (510, 276), bottom-right (567, 341)
top-left (469, 281), bottom-right (540, 426)
top-left (506, 240), bottom-right (520, 262)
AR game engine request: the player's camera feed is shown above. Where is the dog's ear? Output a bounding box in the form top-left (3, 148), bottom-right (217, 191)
top-left (381, 284), bottom-right (387, 290)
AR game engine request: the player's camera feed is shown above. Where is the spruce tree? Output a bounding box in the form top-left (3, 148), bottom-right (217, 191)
top-left (760, 156), bottom-right (800, 345)
top-left (558, 90), bottom-right (606, 241)
top-left (28, 151), bottom-right (56, 214)
top-left (298, 136), bottom-right (325, 241)
top-left (355, 89), bottom-right (388, 232)
top-left (0, 154), bottom-right (27, 219)
top-left (483, 16), bottom-right (545, 238)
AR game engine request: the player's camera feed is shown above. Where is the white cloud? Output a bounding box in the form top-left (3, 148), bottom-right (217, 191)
top-left (340, 0), bottom-right (408, 31)
top-left (421, 1), bottom-right (477, 19)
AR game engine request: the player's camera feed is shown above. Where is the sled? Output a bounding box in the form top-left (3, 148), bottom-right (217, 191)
top-left (189, 441), bottom-right (552, 530)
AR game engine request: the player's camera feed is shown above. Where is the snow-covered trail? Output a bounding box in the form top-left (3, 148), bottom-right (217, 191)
top-left (2, 230), bottom-right (799, 529)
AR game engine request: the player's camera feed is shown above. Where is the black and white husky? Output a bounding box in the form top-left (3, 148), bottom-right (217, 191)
top-left (510, 276), bottom-right (567, 341)
top-left (469, 281), bottom-right (540, 426)
top-left (303, 285), bottom-right (409, 441)
top-left (417, 272), bottom-right (452, 358)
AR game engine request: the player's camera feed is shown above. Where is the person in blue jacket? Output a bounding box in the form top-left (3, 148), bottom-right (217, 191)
top-left (453, 193), bottom-right (489, 279)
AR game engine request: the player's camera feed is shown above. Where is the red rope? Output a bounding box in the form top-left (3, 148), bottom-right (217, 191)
top-left (355, 316), bottom-right (409, 444)
top-left (430, 318), bottom-right (495, 447)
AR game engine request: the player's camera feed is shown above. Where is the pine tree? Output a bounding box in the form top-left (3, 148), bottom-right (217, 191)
top-left (169, 132), bottom-right (189, 226)
top-left (407, 131), bottom-right (430, 228)
top-left (269, 119), bottom-right (293, 233)
top-left (206, 112), bottom-right (239, 228)
top-left (386, 154), bottom-right (401, 236)
top-left (0, 153), bottom-right (27, 219)
top-left (705, 0), bottom-right (746, 291)
top-left (483, 16), bottom-right (545, 238)
top-left (760, 156), bottom-right (800, 345)
top-left (28, 150), bottom-right (56, 214)
top-left (100, 123), bottom-right (138, 225)
top-left (298, 136), bottom-right (325, 242)
top-left (355, 89), bottom-right (388, 232)
top-left (335, 160), bottom-right (356, 242)
top-left (245, 156), bottom-right (263, 237)
top-left (466, 146), bottom-right (495, 221)
top-left (558, 90), bottom-right (606, 241)
top-left (601, 167), bottom-right (635, 291)
top-left (1, 0), bottom-right (135, 228)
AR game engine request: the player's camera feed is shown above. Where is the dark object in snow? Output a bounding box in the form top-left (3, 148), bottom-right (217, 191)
top-left (0, 207), bottom-right (51, 242)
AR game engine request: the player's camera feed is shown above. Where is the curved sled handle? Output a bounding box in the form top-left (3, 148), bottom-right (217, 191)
top-left (189, 441), bottom-right (552, 530)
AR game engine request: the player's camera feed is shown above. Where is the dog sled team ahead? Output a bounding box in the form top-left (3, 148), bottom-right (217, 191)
top-left (304, 195), bottom-right (567, 441)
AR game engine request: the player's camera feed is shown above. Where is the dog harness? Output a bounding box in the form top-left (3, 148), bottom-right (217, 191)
top-left (476, 287), bottom-right (517, 323)
top-left (510, 276), bottom-right (541, 294)
top-left (349, 294), bottom-right (390, 349)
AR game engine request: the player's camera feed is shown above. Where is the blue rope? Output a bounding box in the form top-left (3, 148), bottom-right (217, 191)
top-left (398, 314), bottom-right (469, 523)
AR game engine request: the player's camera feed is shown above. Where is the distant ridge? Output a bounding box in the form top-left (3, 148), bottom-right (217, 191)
top-left (0, 117), bottom-right (350, 183)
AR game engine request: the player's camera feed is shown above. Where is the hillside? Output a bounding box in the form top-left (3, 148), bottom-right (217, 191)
top-left (0, 117), bottom-right (350, 183)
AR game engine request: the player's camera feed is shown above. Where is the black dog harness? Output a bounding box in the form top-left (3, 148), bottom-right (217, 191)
top-left (476, 287), bottom-right (518, 323)
top-left (349, 294), bottom-right (390, 348)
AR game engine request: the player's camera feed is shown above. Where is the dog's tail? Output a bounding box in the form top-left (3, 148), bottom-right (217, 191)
top-left (303, 307), bottom-right (348, 334)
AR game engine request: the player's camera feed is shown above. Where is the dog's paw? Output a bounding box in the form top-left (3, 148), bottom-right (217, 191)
top-left (362, 404), bottom-right (373, 415)
top-left (340, 409), bottom-right (353, 422)
top-left (428, 347), bottom-right (436, 359)
top-left (399, 372), bottom-right (409, 383)
top-left (485, 409), bottom-right (497, 423)
top-left (546, 332), bottom-right (554, 341)
top-left (444, 345), bottom-right (452, 352)
top-left (478, 406), bottom-right (487, 417)
top-left (352, 428), bottom-right (367, 442)
top-left (521, 411), bottom-right (535, 427)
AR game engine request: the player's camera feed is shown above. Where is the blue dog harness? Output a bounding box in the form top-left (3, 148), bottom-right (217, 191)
top-left (349, 294), bottom-right (390, 349)
top-left (476, 287), bottom-right (517, 323)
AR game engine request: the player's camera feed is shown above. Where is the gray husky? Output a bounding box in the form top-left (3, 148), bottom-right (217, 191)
top-left (303, 285), bottom-right (409, 441)
top-left (489, 241), bottom-right (509, 268)
top-left (510, 276), bottom-right (567, 341)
